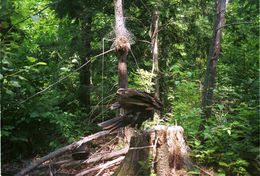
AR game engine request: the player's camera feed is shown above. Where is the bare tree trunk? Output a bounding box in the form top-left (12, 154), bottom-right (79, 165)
top-left (201, 0), bottom-right (226, 124)
top-left (114, 0), bottom-right (134, 144)
top-left (152, 9), bottom-right (160, 100)
top-left (114, 0), bottom-right (129, 89)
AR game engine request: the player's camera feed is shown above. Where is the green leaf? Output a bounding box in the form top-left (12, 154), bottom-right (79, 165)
top-left (225, 152), bottom-right (234, 155)
top-left (30, 112), bottom-right (39, 118)
top-left (36, 62), bottom-right (47, 66)
top-left (6, 89), bottom-right (14, 95)
top-left (10, 80), bottom-right (21, 87)
top-left (26, 56), bottom-right (37, 63)
top-left (219, 161), bottom-right (229, 167)
top-left (195, 140), bottom-right (201, 146)
top-left (227, 129), bottom-right (231, 135)
top-left (188, 171), bottom-right (201, 174)
top-left (217, 104), bottom-right (224, 110)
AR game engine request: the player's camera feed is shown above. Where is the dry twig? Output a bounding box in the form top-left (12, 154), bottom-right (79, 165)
top-left (75, 156), bottom-right (125, 176)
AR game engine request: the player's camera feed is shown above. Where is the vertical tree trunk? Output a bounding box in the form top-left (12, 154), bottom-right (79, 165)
top-left (151, 9), bottom-right (160, 100)
top-left (201, 0), bottom-right (226, 122)
top-left (114, 0), bottom-right (129, 89)
top-left (114, 0), bottom-right (134, 144)
top-left (78, 23), bottom-right (91, 113)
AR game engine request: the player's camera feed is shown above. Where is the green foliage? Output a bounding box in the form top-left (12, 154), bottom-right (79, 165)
top-left (1, 1), bottom-right (259, 176)
top-left (188, 101), bottom-right (259, 175)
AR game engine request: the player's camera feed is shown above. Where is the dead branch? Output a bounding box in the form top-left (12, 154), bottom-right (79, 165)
top-left (195, 165), bottom-right (214, 176)
top-left (75, 156), bottom-right (125, 176)
top-left (38, 159), bottom-right (73, 169)
top-left (57, 147), bottom-right (128, 168)
top-left (84, 147), bottom-right (128, 164)
top-left (15, 130), bottom-right (110, 176)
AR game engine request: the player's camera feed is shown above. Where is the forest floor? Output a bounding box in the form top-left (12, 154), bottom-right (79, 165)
top-left (2, 134), bottom-right (123, 176)
top-left (2, 133), bottom-right (216, 176)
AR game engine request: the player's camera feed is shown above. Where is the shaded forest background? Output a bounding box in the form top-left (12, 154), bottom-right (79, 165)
top-left (1, 0), bottom-right (259, 175)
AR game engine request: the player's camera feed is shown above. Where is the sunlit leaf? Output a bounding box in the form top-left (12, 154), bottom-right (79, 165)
top-left (36, 62), bottom-right (47, 65)
top-left (26, 56), bottom-right (37, 63)
top-left (10, 80), bottom-right (21, 87)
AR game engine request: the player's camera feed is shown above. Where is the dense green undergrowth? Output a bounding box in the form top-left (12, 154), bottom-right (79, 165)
top-left (1, 0), bottom-right (259, 175)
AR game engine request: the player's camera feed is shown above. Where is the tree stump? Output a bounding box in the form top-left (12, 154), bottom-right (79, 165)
top-left (155, 125), bottom-right (170, 176)
top-left (167, 126), bottom-right (194, 174)
top-left (114, 125), bottom-right (193, 176)
top-left (114, 132), bottom-right (152, 176)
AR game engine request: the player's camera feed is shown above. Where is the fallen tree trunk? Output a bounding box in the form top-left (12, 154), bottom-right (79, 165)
top-left (15, 130), bottom-right (110, 176)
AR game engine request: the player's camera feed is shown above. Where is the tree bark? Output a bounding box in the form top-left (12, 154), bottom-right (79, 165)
top-left (155, 125), bottom-right (170, 176)
top-left (114, 133), bottom-right (152, 176)
top-left (201, 0), bottom-right (226, 122)
top-left (114, 126), bottom-right (192, 175)
top-left (114, 0), bottom-right (130, 89)
top-left (78, 21), bottom-right (91, 113)
top-left (167, 126), bottom-right (194, 172)
top-left (151, 9), bottom-right (160, 100)
top-left (114, 0), bottom-right (134, 145)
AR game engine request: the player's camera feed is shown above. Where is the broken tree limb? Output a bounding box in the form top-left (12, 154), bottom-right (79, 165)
top-left (38, 159), bottom-right (73, 169)
top-left (56, 147), bottom-right (128, 168)
top-left (84, 147), bottom-right (128, 164)
top-left (15, 130), bottom-right (110, 176)
top-left (75, 156), bottom-right (125, 176)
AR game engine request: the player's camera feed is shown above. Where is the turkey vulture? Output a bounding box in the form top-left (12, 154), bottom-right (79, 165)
top-left (98, 88), bottom-right (163, 132)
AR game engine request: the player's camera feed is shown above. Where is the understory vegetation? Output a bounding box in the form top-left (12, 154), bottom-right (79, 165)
top-left (1, 0), bottom-right (259, 175)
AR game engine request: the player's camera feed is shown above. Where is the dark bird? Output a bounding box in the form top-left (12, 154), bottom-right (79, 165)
top-left (98, 88), bottom-right (163, 132)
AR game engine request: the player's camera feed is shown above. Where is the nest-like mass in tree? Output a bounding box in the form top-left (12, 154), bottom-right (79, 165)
top-left (115, 36), bottom-right (131, 52)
